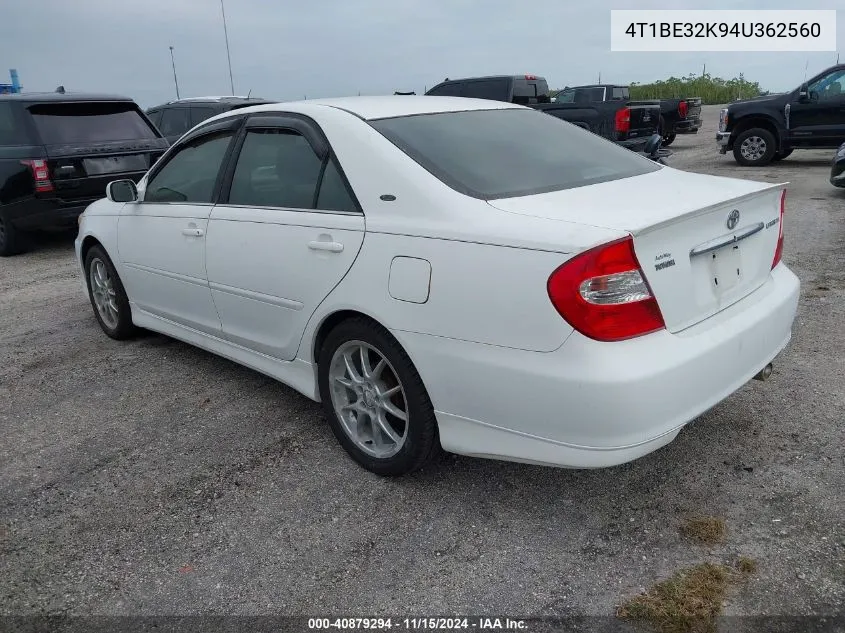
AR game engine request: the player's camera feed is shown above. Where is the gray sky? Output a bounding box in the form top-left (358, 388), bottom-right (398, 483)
top-left (1, 0), bottom-right (842, 109)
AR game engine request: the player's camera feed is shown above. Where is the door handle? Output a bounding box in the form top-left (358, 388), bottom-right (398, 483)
top-left (308, 240), bottom-right (344, 253)
top-left (182, 227), bottom-right (204, 237)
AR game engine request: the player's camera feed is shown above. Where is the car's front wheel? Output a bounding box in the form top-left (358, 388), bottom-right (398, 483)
top-left (733, 128), bottom-right (777, 166)
top-left (317, 317), bottom-right (440, 476)
top-left (84, 245), bottom-right (137, 340)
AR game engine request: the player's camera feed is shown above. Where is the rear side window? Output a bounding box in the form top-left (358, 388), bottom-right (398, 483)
top-left (145, 132), bottom-right (234, 203)
top-left (190, 106), bottom-right (218, 127)
top-left (371, 108), bottom-right (659, 200)
top-left (0, 102), bottom-right (28, 145)
top-left (28, 102), bottom-right (157, 144)
top-left (159, 107), bottom-right (191, 137)
top-left (462, 79), bottom-right (509, 102)
top-left (228, 129), bottom-right (323, 209)
top-left (426, 83), bottom-right (462, 97)
top-left (512, 79), bottom-right (550, 104)
top-left (611, 87), bottom-right (629, 100)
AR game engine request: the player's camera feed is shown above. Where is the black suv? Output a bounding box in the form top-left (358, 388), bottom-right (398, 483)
top-left (146, 96), bottom-right (275, 144)
top-left (0, 92), bottom-right (167, 256)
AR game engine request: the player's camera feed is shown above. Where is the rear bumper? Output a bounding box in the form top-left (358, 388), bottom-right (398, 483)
top-left (395, 264), bottom-right (800, 468)
top-left (3, 196), bottom-right (100, 230)
top-left (676, 117), bottom-right (702, 133)
top-left (716, 131), bottom-right (731, 153)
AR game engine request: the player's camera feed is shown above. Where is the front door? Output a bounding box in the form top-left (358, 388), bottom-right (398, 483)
top-left (789, 67), bottom-right (845, 145)
top-left (118, 126), bottom-right (238, 335)
top-left (205, 115), bottom-right (365, 360)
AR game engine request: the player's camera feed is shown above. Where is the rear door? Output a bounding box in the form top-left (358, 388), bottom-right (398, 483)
top-left (27, 100), bottom-right (167, 202)
top-left (206, 114), bottom-right (365, 360)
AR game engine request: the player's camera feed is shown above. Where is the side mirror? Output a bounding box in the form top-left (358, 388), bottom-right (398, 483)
top-left (798, 84), bottom-right (809, 102)
top-left (106, 179), bottom-right (138, 203)
top-left (643, 133), bottom-right (662, 157)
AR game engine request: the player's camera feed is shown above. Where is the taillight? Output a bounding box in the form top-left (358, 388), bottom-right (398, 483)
top-left (21, 159), bottom-right (54, 193)
top-left (772, 189), bottom-right (786, 269)
top-left (615, 106), bottom-right (631, 134)
top-left (678, 100), bottom-right (689, 118)
top-left (547, 236), bottom-right (665, 342)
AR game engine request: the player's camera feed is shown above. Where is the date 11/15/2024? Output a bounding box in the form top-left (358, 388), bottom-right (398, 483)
top-left (308, 618), bottom-right (528, 630)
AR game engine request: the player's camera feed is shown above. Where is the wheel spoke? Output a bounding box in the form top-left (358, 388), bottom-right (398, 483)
top-left (381, 398), bottom-right (407, 422)
top-left (334, 375), bottom-right (355, 390)
top-left (381, 384), bottom-right (401, 398)
top-left (359, 345), bottom-right (373, 379)
top-left (343, 352), bottom-right (363, 384)
top-left (372, 358), bottom-right (386, 380)
top-left (374, 410), bottom-right (401, 444)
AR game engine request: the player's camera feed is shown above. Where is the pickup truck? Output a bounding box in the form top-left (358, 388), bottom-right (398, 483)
top-left (423, 75), bottom-right (660, 152)
top-left (555, 84), bottom-right (702, 146)
top-left (716, 64), bottom-right (845, 166)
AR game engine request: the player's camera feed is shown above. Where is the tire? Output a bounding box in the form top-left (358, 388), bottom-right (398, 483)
top-left (772, 148), bottom-right (794, 162)
top-left (84, 245), bottom-right (138, 340)
top-left (733, 128), bottom-right (777, 166)
top-left (0, 211), bottom-right (28, 257)
top-left (658, 116), bottom-right (676, 146)
top-left (317, 317), bottom-right (440, 476)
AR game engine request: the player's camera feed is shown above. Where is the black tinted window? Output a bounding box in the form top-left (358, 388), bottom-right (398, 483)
top-left (159, 107), bottom-right (191, 137)
top-left (426, 83), bottom-right (462, 97)
top-left (0, 102), bottom-right (28, 145)
top-left (145, 132), bottom-right (233, 203)
top-left (147, 110), bottom-right (163, 127)
top-left (316, 158), bottom-right (357, 212)
top-left (372, 108), bottom-right (659, 199)
top-left (462, 79), bottom-right (509, 101)
top-left (28, 102), bottom-right (157, 144)
top-left (228, 129), bottom-right (322, 209)
top-left (190, 106), bottom-right (218, 127)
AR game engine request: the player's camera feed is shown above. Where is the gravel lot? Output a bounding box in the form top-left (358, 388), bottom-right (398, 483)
top-left (1, 105), bottom-right (844, 622)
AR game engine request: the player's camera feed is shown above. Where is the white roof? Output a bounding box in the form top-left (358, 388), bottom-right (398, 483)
top-left (239, 96), bottom-right (521, 121)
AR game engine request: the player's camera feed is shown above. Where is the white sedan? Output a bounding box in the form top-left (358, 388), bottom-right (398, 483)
top-left (75, 96), bottom-right (800, 476)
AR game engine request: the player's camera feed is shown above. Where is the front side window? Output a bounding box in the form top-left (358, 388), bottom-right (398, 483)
top-left (808, 69), bottom-right (845, 101)
top-left (371, 108), bottom-right (660, 200)
top-left (227, 128), bottom-right (357, 212)
top-left (144, 132), bottom-right (233, 203)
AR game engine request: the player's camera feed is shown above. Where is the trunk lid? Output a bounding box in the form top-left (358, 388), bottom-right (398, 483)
top-left (626, 101), bottom-right (660, 138)
top-left (487, 167), bottom-right (785, 333)
top-left (27, 101), bottom-right (167, 201)
top-left (683, 97), bottom-right (702, 121)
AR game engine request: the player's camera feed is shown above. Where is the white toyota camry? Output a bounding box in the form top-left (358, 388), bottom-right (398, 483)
top-left (75, 96), bottom-right (800, 476)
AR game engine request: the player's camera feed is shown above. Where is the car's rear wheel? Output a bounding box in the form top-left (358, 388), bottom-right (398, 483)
top-left (658, 116), bottom-right (676, 146)
top-left (84, 245), bottom-right (137, 340)
top-left (0, 211), bottom-right (27, 257)
top-left (733, 128), bottom-right (776, 166)
top-left (318, 317), bottom-right (440, 476)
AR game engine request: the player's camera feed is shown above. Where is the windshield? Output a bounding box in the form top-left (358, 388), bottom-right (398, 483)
top-left (371, 108), bottom-right (660, 200)
top-left (28, 102), bottom-right (158, 144)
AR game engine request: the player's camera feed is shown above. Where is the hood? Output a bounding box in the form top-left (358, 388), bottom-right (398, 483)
top-left (728, 93), bottom-right (787, 107)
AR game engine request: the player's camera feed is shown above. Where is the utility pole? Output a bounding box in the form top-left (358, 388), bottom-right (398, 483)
top-left (169, 46), bottom-right (180, 100)
top-left (220, 0), bottom-right (235, 94)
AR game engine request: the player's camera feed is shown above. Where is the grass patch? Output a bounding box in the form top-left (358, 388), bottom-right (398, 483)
top-left (679, 516), bottom-right (726, 545)
top-left (618, 560), bottom-right (757, 633)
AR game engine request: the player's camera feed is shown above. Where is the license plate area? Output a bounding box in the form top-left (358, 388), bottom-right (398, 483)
top-left (83, 154), bottom-right (148, 176)
top-left (709, 244), bottom-right (742, 293)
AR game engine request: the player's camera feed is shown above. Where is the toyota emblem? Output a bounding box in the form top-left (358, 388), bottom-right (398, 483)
top-left (727, 209), bottom-right (740, 230)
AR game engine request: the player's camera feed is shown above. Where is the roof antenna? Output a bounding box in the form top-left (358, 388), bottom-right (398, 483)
top-left (803, 59), bottom-right (809, 83)
top-left (246, 88), bottom-right (252, 98)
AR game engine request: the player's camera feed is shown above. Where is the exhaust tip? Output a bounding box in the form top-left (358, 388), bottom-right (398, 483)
top-left (754, 363), bottom-right (774, 381)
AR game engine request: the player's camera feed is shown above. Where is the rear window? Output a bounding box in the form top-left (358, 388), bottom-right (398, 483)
top-left (371, 108), bottom-right (659, 200)
top-left (611, 87), bottom-right (630, 100)
top-left (28, 102), bottom-right (158, 144)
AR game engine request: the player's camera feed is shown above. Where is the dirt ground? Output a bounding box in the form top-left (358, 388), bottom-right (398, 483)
top-left (1, 105), bottom-right (844, 623)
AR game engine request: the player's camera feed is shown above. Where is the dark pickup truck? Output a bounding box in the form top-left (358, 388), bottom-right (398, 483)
top-left (424, 75), bottom-right (660, 152)
top-left (717, 64), bottom-right (845, 166)
top-left (556, 84), bottom-right (702, 146)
